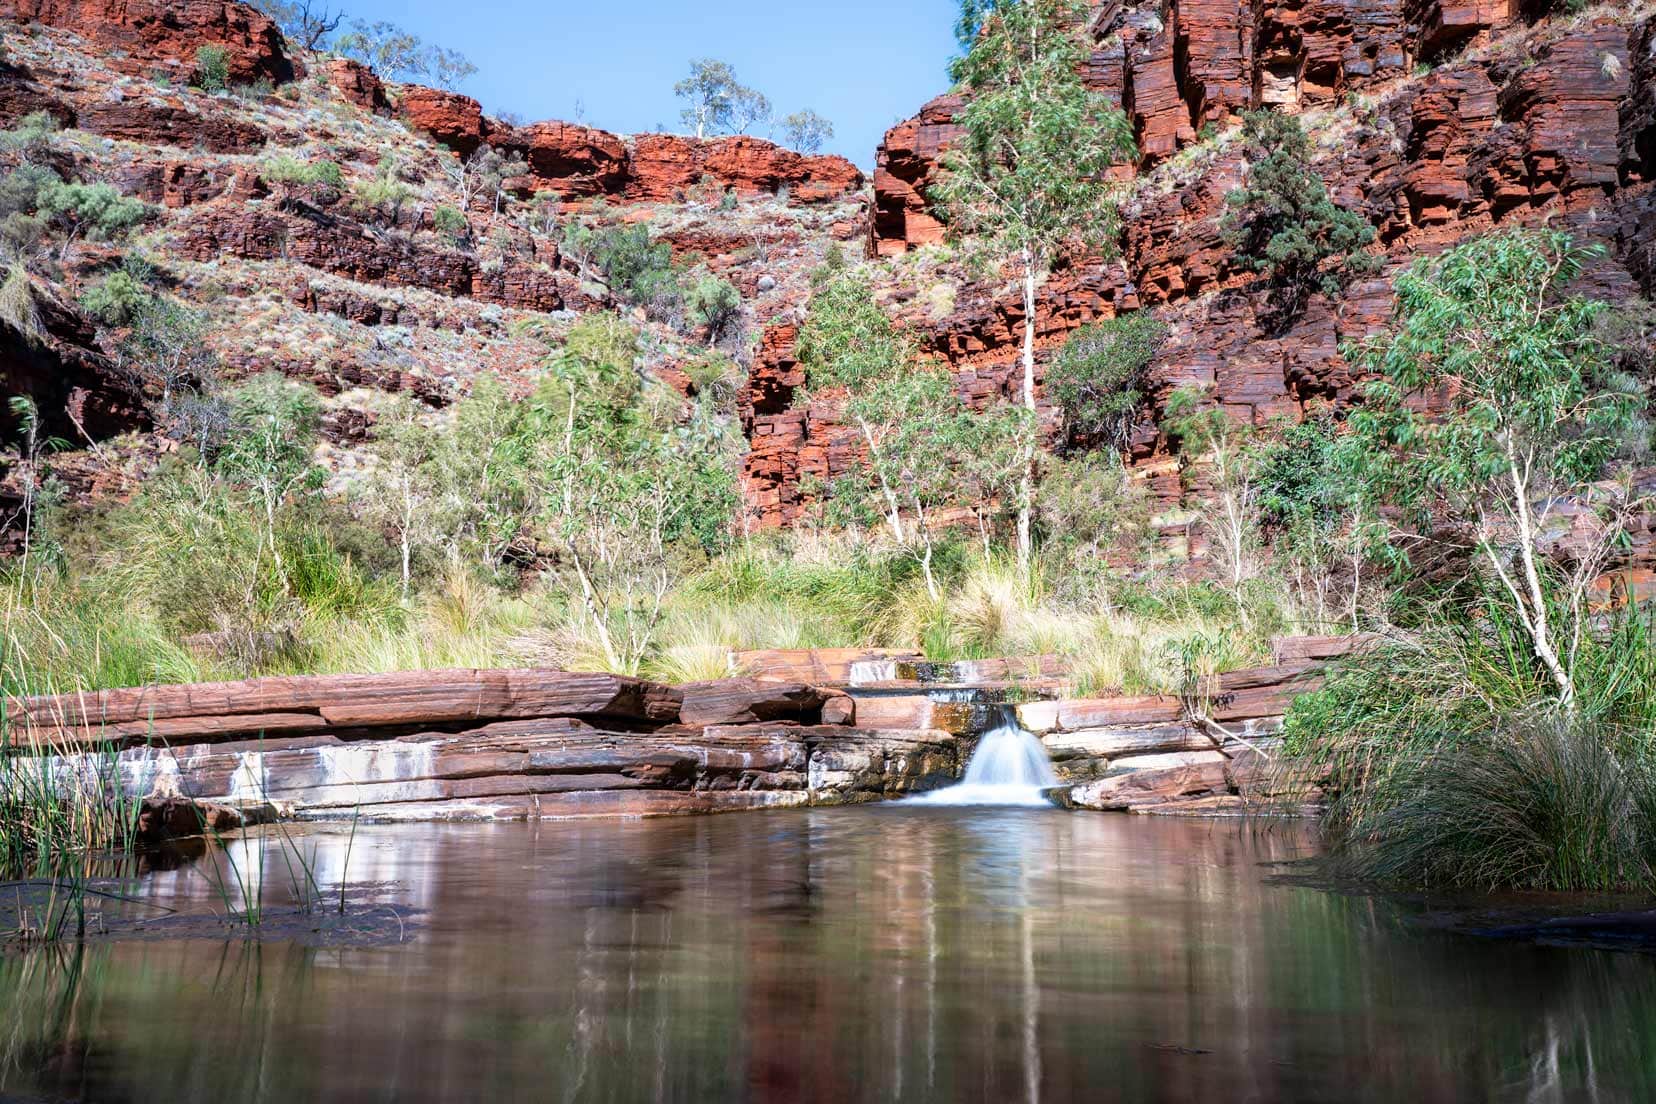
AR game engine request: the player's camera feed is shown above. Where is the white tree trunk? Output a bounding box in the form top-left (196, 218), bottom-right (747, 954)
top-left (1017, 255), bottom-right (1038, 574)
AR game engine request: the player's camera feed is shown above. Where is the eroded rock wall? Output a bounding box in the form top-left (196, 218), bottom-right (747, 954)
top-left (738, 3), bottom-right (1654, 535)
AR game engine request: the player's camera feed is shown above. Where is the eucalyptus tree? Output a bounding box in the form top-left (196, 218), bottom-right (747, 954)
top-left (798, 270), bottom-right (1026, 594)
top-left (1339, 230), bottom-right (1649, 711)
top-left (933, 0), bottom-right (1137, 571)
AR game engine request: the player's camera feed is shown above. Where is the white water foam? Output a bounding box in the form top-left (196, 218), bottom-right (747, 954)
top-left (907, 709), bottom-right (1059, 808)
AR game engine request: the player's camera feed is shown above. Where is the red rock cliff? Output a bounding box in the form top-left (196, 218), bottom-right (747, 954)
top-left (0, 0), bottom-right (296, 84)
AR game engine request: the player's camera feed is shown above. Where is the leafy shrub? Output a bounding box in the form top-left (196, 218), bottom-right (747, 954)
top-left (686, 275), bottom-right (741, 342)
top-left (35, 180), bottom-right (149, 244)
top-left (0, 163), bottom-right (56, 219)
top-left (594, 223), bottom-right (675, 303)
top-left (432, 205), bottom-right (468, 243)
top-left (353, 172), bottom-right (414, 216)
top-left (80, 267), bottom-right (152, 326)
top-left (194, 45), bottom-right (230, 92)
top-left (1048, 312), bottom-right (1164, 449)
top-left (263, 156), bottom-right (345, 188)
top-left (1221, 110), bottom-right (1378, 325)
top-left (0, 111), bottom-right (60, 164)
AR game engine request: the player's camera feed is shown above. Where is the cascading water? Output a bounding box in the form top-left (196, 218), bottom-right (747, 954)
top-left (907, 705), bottom-right (1059, 808)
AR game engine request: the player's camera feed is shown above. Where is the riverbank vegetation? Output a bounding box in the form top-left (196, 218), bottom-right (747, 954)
top-left (1279, 230), bottom-right (1656, 891)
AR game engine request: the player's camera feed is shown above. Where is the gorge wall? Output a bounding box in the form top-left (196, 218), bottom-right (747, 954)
top-left (742, 0), bottom-right (1656, 552)
top-left (0, 0), bottom-right (1651, 570)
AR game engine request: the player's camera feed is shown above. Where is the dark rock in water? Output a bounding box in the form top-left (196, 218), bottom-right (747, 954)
top-left (135, 796), bottom-right (271, 844)
top-left (1470, 910), bottom-right (1656, 951)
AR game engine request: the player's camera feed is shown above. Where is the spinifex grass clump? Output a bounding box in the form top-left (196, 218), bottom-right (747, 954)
top-left (1281, 603), bottom-right (1656, 892)
top-left (1343, 717), bottom-right (1656, 891)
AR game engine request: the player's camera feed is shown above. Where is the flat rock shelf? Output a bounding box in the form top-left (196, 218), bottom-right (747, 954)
top-left (2, 638), bottom-right (1356, 823)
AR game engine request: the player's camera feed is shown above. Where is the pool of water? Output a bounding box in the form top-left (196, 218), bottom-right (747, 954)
top-left (2, 809), bottom-right (1654, 1103)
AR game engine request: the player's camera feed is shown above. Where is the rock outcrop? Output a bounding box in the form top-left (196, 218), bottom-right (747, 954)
top-left (0, 0), bottom-right (296, 84)
top-left (7, 643), bottom-right (1355, 820)
top-left (392, 86), bottom-right (865, 205)
top-left (787, 3), bottom-right (1656, 544)
top-left (8, 666), bottom-right (957, 819)
top-left (0, 271), bottom-right (148, 445)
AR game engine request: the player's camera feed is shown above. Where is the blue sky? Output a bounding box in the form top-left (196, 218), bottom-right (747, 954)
top-left (340, 0), bottom-right (961, 168)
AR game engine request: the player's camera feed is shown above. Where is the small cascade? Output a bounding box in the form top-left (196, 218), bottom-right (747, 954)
top-left (907, 706), bottom-right (1059, 808)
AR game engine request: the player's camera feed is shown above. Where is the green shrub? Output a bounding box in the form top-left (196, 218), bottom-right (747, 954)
top-left (686, 275), bottom-right (741, 342)
top-left (263, 156), bottom-right (345, 188)
top-left (594, 222), bottom-right (678, 307)
top-left (1222, 110), bottom-right (1378, 324)
top-left (1328, 715), bottom-right (1656, 892)
top-left (0, 111), bottom-right (61, 164)
top-left (0, 162), bottom-right (56, 220)
top-left (194, 45), bottom-right (230, 92)
top-left (432, 204), bottom-right (468, 242)
top-left (1048, 312), bottom-right (1164, 449)
top-left (36, 180), bottom-right (149, 244)
top-left (79, 267), bottom-right (152, 326)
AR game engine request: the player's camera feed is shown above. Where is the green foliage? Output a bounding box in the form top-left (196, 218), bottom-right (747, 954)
top-left (674, 59), bottom-right (770, 139)
top-left (215, 374), bottom-right (324, 496)
top-left (781, 109), bottom-right (834, 155)
top-left (1281, 600), bottom-right (1656, 891)
top-left (797, 269), bottom-right (913, 395)
top-left (263, 155), bottom-right (345, 188)
top-left (353, 172), bottom-right (414, 213)
top-left (1339, 229), bottom-right (1645, 700)
top-left (935, 0), bottom-right (1136, 272)
top-left (1, 110), bottom-right (61, 164)
top-left (798, 269), bottom-right (1026, 593)
top-left (79, 266), bottom-right (152, 326)
top-left (194, 45), bottom-right (231, 92)
top-left (1048, 313), bottom-right (1164, 449)
top-left (432, 204), bottom-right (468, 242)
top-left (1343, 230), bottom-right (1639, 527)
top-left (1221, 110), bottom-right (1378, 324)
top-left (685, 275), bottom-right (741, 342)
top-left (35, 180), bottom-right (149, 245)
top-left (108, 293), bottom-right (221, 433)
top-left (934, 0), bottom-right (1138, 570)
top-left (336, 20), bottom-right (476, 87)
top-left (593, 223), bottom-right (681, 317)
top-left (0, 163), bottom-right (53, 215)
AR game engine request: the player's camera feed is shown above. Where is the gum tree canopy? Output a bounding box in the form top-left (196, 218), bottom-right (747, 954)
top-left (934, 0), bottom-right (1136, 572)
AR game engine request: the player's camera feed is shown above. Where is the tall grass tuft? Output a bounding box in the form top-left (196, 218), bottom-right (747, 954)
top-left (1280, 594), bottom-right (1656, 892)
top-left (1340, 717), bottom-right (1656, 891)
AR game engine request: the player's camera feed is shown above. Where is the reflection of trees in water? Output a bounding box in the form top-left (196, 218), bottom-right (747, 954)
top-left (1, 816), bottom-right (1655, 1102)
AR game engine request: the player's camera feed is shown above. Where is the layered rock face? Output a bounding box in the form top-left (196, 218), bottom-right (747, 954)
top-left (0, 0), bottom-right (296, 84)
top-left (734, 2), bottom-right (1654, 534)
top-left (6, 668), bottom-right (950, 819)
top-left (395, 84), bottom-right (865, 204)
top-left (7, 642), bottom-right (1352, 819)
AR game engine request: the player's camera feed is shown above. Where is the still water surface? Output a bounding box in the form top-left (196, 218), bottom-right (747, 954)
top-left (2, 809), bottom-right (1654, 1103)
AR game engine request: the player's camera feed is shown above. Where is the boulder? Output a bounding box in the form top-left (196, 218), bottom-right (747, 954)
top-left (397, 85), bottom-right (487, 156)
top-left (1067, 751), bottom-right (1232, 811)
top-left (328, 58), bottom-right (389, 115)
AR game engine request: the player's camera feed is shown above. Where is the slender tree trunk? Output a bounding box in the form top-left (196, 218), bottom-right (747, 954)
top-left (569, 544), bottom-right (620, 671)
top-left (857, 416), bottom-right (906, 545)
top-left (1512, 484), bottom-right (1574, 709)
top-left (1017, 252), bottom-right (1038, 574)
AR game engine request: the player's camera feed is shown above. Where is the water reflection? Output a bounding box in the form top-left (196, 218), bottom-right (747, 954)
top-left (1, 811), bottom-right (1654, 1103)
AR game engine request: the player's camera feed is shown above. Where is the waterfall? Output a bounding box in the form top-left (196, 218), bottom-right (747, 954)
top-left (907, 706), bottom-right (1059, 808)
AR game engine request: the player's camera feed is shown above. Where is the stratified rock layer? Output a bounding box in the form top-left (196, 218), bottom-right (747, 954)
top-left (0, 0), bottom-right (296, 83)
